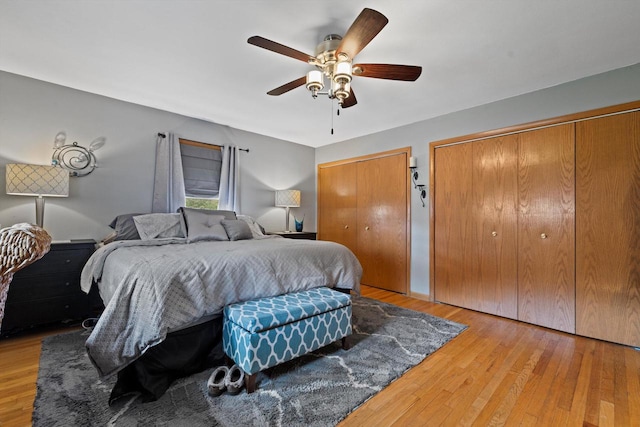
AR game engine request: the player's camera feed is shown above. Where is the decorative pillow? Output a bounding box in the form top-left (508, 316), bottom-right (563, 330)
top-left (221, 219), bottom-right (253, 241)
top-left (178, 207), bottom-right (236, 232)
top-left (109, 213), bottom-right (146, 240)
top-left (182, 211), bottom-right (229, 242)
top-left (133, 213), bottom-right (186, 240)
top-left (237, 215), bottom-right (267, 238)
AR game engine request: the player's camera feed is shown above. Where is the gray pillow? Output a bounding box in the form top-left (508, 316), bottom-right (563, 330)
top-left (178, 207), bottom-right (236, 232)
top-left (133, 213), bottom-right (186, 240)
top-left (221, 219), bottom-right (253, 241)
top-left (109, 213), bottom-right (145, 240)
top-left (183, 211), bottom-right (229, 242)
top-left (237, 215), bottom-right (266, 238)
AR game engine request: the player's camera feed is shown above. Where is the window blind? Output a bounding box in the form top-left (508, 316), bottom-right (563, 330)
top-left (180, 142), bottom-right (222, 198)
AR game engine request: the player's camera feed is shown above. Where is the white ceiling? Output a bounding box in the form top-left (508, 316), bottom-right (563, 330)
top-left (1, 0), bottom-right (639, 148)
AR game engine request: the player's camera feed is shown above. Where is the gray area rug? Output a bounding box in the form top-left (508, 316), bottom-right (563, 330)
top-left (33, 296), bottom-right (466, 426)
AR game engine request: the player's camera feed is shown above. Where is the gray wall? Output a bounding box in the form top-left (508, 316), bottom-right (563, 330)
top-left (316, 63), bottom-right (640, 296)
top-left (0, 71), bottom-right (316, 241)
top-left (3, 64), bottom-right (639, 296)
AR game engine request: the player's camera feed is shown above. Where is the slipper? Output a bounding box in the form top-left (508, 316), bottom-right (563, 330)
top-left (225, 365), bottom-right (245, 395)
top-left (207, 366), bottom-right (229, 397)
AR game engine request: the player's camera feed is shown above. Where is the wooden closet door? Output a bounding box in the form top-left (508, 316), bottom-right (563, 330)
top-left (576, 111), bottom-right (640, 347)
top-left (518, 124), bottom-right (575, 333)
top-left (356, 153), bottom-right (407, 293)
top-left (434, 143), bottom-right (473, 306)
top-left (318, 163), bottom-right (358, 254)
top-left (471, 135), bottom-right (519, 319)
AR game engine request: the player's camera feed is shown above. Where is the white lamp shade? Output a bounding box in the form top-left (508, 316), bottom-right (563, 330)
top-left (306, 70), bottom-right (323, 84)
top-left (275, 189), bottom-right (301, 207)
top-left (6, 164), bottom-right (69, 197)
top-left (306, 70), bottom-right (324, 90)
top-left (334, 60), bottom-right (352, 82)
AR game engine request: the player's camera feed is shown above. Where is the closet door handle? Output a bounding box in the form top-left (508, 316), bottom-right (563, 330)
top-left (344, 225), bottom-right (349, 229)
top-left (491, 231), bottom-right (498, 237)
top-left (365, 226), bottom-right (370, 231)
top-left (540, 233), bottom-right (548, 239)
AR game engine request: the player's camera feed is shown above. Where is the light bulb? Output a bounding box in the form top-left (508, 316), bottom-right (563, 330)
top-left (89, 136), bottom-right (106, 151)
top-left (54, 131), bottom-right (66, 149)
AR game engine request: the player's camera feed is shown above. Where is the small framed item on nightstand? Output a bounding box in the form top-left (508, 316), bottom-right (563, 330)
top-left (0, 239), bottom-right (96, 338)
top-left (267, 231), bottom-right (317, 240)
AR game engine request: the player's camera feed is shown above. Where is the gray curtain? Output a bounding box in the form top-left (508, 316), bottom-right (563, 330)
top-left (152, 132), bottom-right (186, 213)
top-left (218, 144), bottom-right (239, 211)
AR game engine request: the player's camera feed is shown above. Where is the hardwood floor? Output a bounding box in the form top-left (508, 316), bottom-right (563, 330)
top-left (0, 329), bottom-right (56, 427)
top-left (341, 286), bottom-right (640, 426)
top-left (1, 286), bottom-right (639, 426)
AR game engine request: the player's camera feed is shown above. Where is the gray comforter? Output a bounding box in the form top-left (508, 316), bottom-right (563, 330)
top-left (80, 237), bottom-right (362, 378)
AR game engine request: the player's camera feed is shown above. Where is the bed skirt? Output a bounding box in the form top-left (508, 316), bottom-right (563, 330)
top-left (109, 315), bottom-right (224, 404)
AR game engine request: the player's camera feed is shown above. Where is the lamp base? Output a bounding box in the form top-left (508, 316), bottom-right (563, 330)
top-left (35, 196), bottom-right (45, 228)
top-left (284, 206), bottom-right (290, 232)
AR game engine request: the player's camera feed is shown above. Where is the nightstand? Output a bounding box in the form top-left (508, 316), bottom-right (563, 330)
top-left (268, 231), bottom-right (317, 240)
top-left (1, 239), bottom-right (96, 338)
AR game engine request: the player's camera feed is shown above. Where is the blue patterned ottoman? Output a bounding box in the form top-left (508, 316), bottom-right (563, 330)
top-left (223, 287), bottom-right (352, 393)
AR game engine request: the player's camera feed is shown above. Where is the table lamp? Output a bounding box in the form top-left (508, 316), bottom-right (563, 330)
top-left (6, 164), bottom-right (69, 227)
top-left (275, 189), bottom-right (300, 232)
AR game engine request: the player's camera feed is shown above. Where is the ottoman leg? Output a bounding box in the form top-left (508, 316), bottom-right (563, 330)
top-left (225, 355), bottom-right (234, 367)
top-left (342, 336), bottom-right (351, 350)
top-left (245, 372), bottom-right (257, 394)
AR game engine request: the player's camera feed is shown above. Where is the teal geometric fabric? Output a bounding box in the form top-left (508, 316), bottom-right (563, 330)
top-left (223, 288), bottom-right (352, 375)
top-left (225, 287), bottom-right (351, 333)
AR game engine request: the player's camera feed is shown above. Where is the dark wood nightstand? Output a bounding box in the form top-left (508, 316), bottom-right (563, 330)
top-left (1, 239), bottom-right (96, 338)
top-left (268, 231), bottom-right (317, 240)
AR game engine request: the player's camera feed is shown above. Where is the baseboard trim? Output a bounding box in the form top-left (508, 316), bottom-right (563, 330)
top-left (409, 291), bottom-right (432, 302)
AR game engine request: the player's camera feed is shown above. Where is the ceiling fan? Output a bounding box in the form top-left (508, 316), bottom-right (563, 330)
top-left (248, 8), bottom-right (422, 109)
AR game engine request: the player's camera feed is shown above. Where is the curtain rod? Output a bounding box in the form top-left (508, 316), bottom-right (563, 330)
top-left (157, 133), bottom-right (249, 152)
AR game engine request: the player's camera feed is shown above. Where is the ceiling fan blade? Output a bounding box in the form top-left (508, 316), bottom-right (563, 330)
top-left (336, 8), bottom-right (388, 59)
top-left (267, 76), bottom-right (307, 96)
top-left (341, 87), bottom-right (358, 108)
top-left (248, 36), bottom-right (313, 63)
top-left (352, 64), bottom-right (422, 81)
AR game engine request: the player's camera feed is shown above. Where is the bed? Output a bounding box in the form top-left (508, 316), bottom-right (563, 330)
top-left (80, 210), bottom-right (362, 402)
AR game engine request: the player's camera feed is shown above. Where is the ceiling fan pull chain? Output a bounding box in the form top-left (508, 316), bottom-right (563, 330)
top-left (331, 98), bottom-right (335, 135)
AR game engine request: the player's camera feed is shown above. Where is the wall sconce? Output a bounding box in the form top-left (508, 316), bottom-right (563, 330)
top-left (416, 184), bottom-right (427, 208)
top-left (409, 156), bottom-right (426, 207)
top-left (275, 189), bottom-right (301, 232)
top-left (409, 156), bottom-right (419, 188)
top-left (51, 131), bottom-right (106, 177)
top-left (5, 163), bottom-right (69, 228)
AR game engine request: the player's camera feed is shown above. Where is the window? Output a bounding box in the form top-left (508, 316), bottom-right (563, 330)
top-left (179, 139), bottom-right (222, 210)
top-left (186, 197), bottom-right (219, 210)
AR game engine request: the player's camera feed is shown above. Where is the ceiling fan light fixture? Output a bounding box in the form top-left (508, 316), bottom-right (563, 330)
top-left (306, 70), bottom-right (324, 98)
top-left (333, 59), bottom-right (352, 84)
top-left (333, 80), bottom-right (350, 104)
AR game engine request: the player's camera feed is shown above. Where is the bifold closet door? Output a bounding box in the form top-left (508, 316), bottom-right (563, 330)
top-left (471, 135), bottom-right (518, 319)
top-left (517, 124), bottom-right (575, 334)
top-left (317, 163), bottom-right (358, 255)
top-left (434, 143), bottom-right (473, 307)
top-left (576, 110), bottom-right (640, 347)
top-left (356, 153), bottom-right (407, 293)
